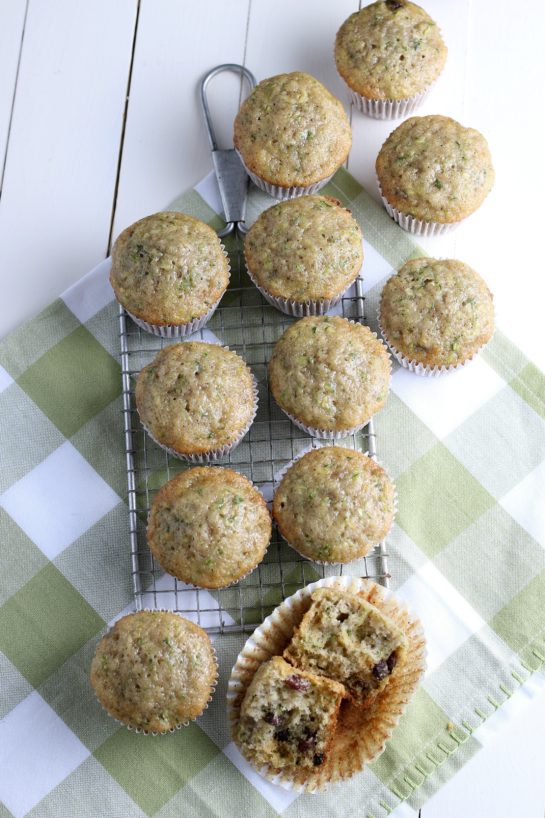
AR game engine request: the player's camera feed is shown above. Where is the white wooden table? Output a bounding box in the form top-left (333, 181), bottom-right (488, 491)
top-left (1, 1), bottom-right (544, 815)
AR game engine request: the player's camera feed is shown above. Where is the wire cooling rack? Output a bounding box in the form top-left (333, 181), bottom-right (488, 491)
top-left (119, 235), bottom-right (389, 634)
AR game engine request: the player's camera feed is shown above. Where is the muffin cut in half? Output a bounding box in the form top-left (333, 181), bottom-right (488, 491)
top-left (147, 467), bottom-right (271, 589)
top-left (90, 611), bottom-right (217, 733)
top-left (284, 587), bottom-right (407, 706)
top-left (236, 656), bottom-right (346, 771)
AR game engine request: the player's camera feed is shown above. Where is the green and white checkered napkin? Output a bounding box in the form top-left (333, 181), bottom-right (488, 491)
top-left (1, 168), bottom-right (544, 818)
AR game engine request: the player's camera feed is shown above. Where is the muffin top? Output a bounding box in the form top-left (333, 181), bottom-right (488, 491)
top-left (380, 257), bottom-right (494, 367)
top-left (335, 1), bottom-right (447, 100)
top-left (234, 72), bottom-right (352, 188)
top-left (110, 211), bottom-right (229, 326)
top-left (244, 196), bottom-right (363, 302)
top-left (136, 342), bottom-right (256, 456)
top-left (376, 116), bottom-right (494, 223)
top-left (90, 611), bottom-right (217, 732)
top-left (147, 467), bottom-right (271, 588)
top-left (269, 316), bottom-right (391, 432)
top-left (273, 447), bottom-right (395, 563)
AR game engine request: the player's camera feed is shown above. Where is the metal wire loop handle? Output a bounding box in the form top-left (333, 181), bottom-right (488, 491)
top-left (200, 63), bottom-right (257, 152)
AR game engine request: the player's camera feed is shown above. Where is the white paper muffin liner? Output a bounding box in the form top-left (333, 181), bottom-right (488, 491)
top-left (244, 262), bottom-right (345, 317)
top-left (236, 150), bottom-right (334, 201)
top-left (138, 373), bottom-right (258, 462)
top-left (121, 244), bottom-right (230, 338)
top-left (227, 575), bottom-right (426, 793)
top-left (343, 80), bottom-right (431, 120)
top-left (377, 305), bottom-right (489, 376)
top-left (273, 444), bottom-right (397, 565)
top-left (377, 179), bottom-right (461, 236)
top-left (92, 609), bottom-right (218, 735)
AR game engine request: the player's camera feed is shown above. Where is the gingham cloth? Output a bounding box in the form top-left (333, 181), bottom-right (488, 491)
top-left (1, 168), bottom-right (544, 818)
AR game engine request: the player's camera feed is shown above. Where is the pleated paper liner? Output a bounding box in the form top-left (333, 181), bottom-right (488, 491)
top-left (236, 150), bottom-right (335, 201)
top-left (91, 609), bottom-right (218, 736)
top-left (377, 306), bottom-right (491, 377)
top-left (227, 575), bottom-right (426, 793)
top-left (121, 244), bottom-right (231, 338)
top-left (377, 178), bottom-right (464, 236)
top-left (342, 80), bottom-right (432, 120)
top-left (272, 443), bottom-right (397, 565)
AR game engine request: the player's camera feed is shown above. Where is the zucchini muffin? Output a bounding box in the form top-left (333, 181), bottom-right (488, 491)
top-left (234, 72), bottom-right (352, 199)
top-left (273, 447), bottom-right (395, 563)
top-left (244, 195), bottom-right (363, 315)
top-left (110, 212), bottom-right (230, 336)
top-left (284, 587), bottom-right (407, 706)
top-left (379, 257), bottom-right (494, 371)
top-left (268, 316), bottom-right (391, 437)
top-left (135, 342), bottom-right (256, 460)
top-left (335, 1), bottom-right (447, 118)
top-left (90, 611), bottom-right (217, 732)
top-left (147, 467), bottom-right (272, 588)
top-left (376, 115), bottom-right (495, 233)
top-left (236, 656), bottom-right (345, 771)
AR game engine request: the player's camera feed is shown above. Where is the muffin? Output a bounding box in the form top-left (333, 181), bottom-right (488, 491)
top-left (228, 576), bottom-right (426, 791)
top-left (244, 196), bottom-right (363, 316)
top-left (234, 72), bottom-right (352, 199)
top-left (284, 587), bottom-right (407, 706)
top-left (235, 656), bottom-right (345, 771)
top-left (273, 447), bottom-right (395, 563)
top-left (376, 115), bottom-right (495, 234)
top-left (268, 316), bottom-right (391, 437)
top-left (379, 257), bottom-right (495, 372)
top-left (147, 467), bottom-right (272, 588)
top-left (90, 611), bottom-right (217, 732)
top-left (135, 342), bottom-right (257, 460)
top-left (335, 1), bottom-right (447, 119)
top-left (110, 211), bottom-right (230, 336)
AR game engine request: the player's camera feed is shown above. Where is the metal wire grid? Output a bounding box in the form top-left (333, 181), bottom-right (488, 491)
top-left (119, 238), bottom-right (390, 634)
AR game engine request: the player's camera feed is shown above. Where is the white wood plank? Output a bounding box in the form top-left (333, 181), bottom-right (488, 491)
top-left (0, 0), bottom-right (137, 338)
top-left (112, 0), bottom-right (251, 238)
top-left (0, 0), bottom-right (27, 178)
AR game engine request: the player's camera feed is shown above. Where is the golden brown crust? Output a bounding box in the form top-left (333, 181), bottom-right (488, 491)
top-left (147, 467), bottom-right (271, 588)
top-left (234, 72), bottom-right (351, 188)
top-left (90, 611), bottom-right (217, 732)
top-left (268, 316), bottom-right (391, 432)
top-left (272, 448), bottom-right (395, 563)
top-left (110, 212), bottom-right (229, 326)
top-left (379, 257), bottom-right (494, 367)
top-left (335, 1), bottom-right (447, 100)
top-left (135, 342), bottom-right (256, 456)
top-left (376, 115), bottom-right (494, 223)
top-left (244, 196), bottom-right (363, 303)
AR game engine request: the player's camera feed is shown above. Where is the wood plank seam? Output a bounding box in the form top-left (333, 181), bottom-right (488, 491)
top-left (0, 0), bottom-right (29, 199)
top-left (106, 0), bottom-right (142, 255)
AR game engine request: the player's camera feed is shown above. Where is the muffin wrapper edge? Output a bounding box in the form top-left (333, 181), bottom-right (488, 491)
top-left (377, 305), bottom-right (490, 376)
top-left (236, 149), bottom-right (335, 201)
top-left (342, 78), bottom-right (432, 120)
top-left (377, 179), bottom-right (462, 236)
top-left (226, 575), bottom-right (426, 793)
